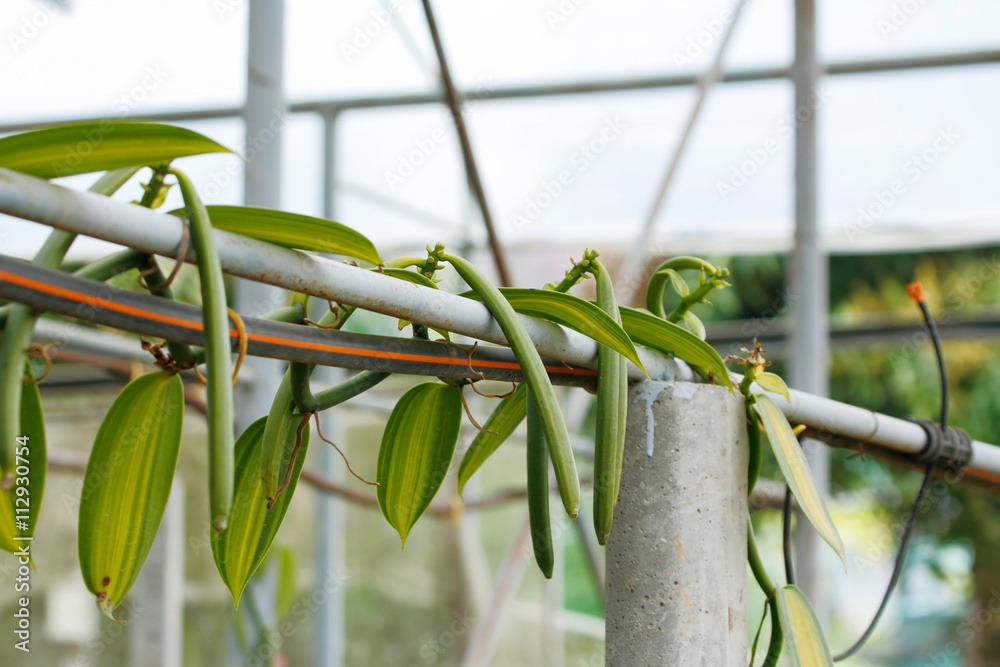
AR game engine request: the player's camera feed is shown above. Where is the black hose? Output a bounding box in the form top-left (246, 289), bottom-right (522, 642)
top-left (0, 253), bottom-right (597, 388)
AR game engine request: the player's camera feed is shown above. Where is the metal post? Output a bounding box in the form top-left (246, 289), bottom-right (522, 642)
top-left (128, 482), bottom-right (184, 667)
top-left (229, 1), bottom-right (288, 664)
top-left (790, 0), bottom-right (830, 621)
top-left (606, 381), bottom-right (747, 666)
top-left (313, 110), bottom-right (346, 667)
top-left (237, 0), bottom-right (288, 427)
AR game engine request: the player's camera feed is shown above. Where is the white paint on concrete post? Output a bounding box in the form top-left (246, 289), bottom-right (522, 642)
top-left (606, 381), bottom-right (747, 666)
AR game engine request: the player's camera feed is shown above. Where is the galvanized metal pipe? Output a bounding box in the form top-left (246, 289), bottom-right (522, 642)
top-left (3, 169), bottom-right (1000, 484)
top-left (0, 167), bottom-right (673, 380)
top-left (1, 50), bottom-right (998, 134)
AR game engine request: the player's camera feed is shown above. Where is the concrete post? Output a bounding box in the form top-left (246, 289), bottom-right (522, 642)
top-left (606, 381), bottom-right (747, 666)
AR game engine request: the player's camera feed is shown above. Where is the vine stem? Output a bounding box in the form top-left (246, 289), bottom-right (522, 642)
top-left (0, 166), bottom-right (138, 483)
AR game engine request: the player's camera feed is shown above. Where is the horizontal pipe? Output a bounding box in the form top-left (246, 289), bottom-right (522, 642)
top-left (707, 315), bottom-right (1000, 353)
top-left (2, 169), bottom-right (999, 485)
top-left (0, 167), bottom-right (676, 381)
top-left (743, 377), bottom-right (1000, 488)
top-left (0, 50), bottom-right (997, 133)
top-left (0, 255), bottom-right (597, 388)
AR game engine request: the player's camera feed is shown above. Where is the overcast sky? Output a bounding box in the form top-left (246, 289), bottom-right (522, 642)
top-left (2, 0), bottom-right (999, 261)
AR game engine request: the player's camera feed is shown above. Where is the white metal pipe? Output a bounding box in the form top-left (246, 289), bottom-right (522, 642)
top-left (0, 167), bottom-right (670, 380)
top-left (2, 168), bottom-right (1000, 482)
top-left (747, 378), bottom-right (999, 484)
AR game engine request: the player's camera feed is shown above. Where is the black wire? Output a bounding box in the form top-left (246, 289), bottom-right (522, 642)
top-left (783, 486), bottom-right (795, 586)
top-left (834, 292), bottom-right (946, 661)
top-left (833, 462), bottom-right (936, 661)
top-left (917, 300), bottom-right (949, 430)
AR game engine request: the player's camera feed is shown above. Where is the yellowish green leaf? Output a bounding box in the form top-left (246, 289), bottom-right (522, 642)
top-left (196, 205), bottom-right (381, 265)
top-left (78, 371), bottom-right (184, 620)
top-left (776, 585), bottom-right (834, 667)
top-left (618, 306), bottom-right (733, 393)
top-left (0, 121), bottom-right (232, 179)
top-left (755, 371), bottom-right (791, 401)
top-left (461, 287), bottom-right (645, 374)
top-left (456, 383), bottom-right (527, 496)
top-left (682, 311), bottom-right (706, 340)
top-left (0, 375), bottom-right (46, 556)
top-left (753, 394), bottom-right (845, 566)
top-left (213, 416), bottom-right (309, 609)
top-left (377, 383), bottom-right (462, 546)
top-left (382, 268), bottom-right (438, 289)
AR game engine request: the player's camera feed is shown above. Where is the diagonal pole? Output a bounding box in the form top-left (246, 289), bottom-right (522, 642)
top-left (420, 0), bottom-right (512, 286)
top-left (613, 0), bottom-right (749, 303)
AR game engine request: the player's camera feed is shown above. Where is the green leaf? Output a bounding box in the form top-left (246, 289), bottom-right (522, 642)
top-left (618, 306), bottom-right (733, 393)
top-left (260, 370), bottom-right (311, 505)
top-left (753, 394), bottom-right (845, 567)
top-left (193, 205), bottom-right (381, 265)
top-left (755, 372), bottom-right (791, 402)
top-left (457, 384), bottom-right (527, 496)
top-left (382, 268), bottom-right (438, 289)
top-left (682, 311), bottom-right (706, 340)
top-left (273, 545), bottom-right (298, 619)
top-left (461, 288), bottom-right (645, 375)
top-left (0, 121), bottom-right (232, 179)
top-left (377, 383), bottom-right (462, 546)
top-left (78, 371), bottom-right (184, 620)
top-left (0, 375), bottom-right (46, 556)
top-left (213, 416), bottom-right (309, 609)
top-left (659, 268), bottom-right (689, 297)
top-left (776, 585), bottom-right (834, 667)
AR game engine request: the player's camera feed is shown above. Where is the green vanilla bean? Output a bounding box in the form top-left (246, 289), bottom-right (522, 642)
top-left (455, 253), bottom-right (592, 498)
top-left (442, 251), bottom-right (580, 518)
top-left (0, 166), bottom-right (138, 483)
top-left (525, 386), bottom-right (554, 578)
top-left (170, 168), bottom-right (234, 532)
top-left (591, 259), bottom-right (627, 545)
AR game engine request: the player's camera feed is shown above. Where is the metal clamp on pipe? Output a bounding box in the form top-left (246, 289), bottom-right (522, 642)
top-left (908, 418), bottom-right (973, 472)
